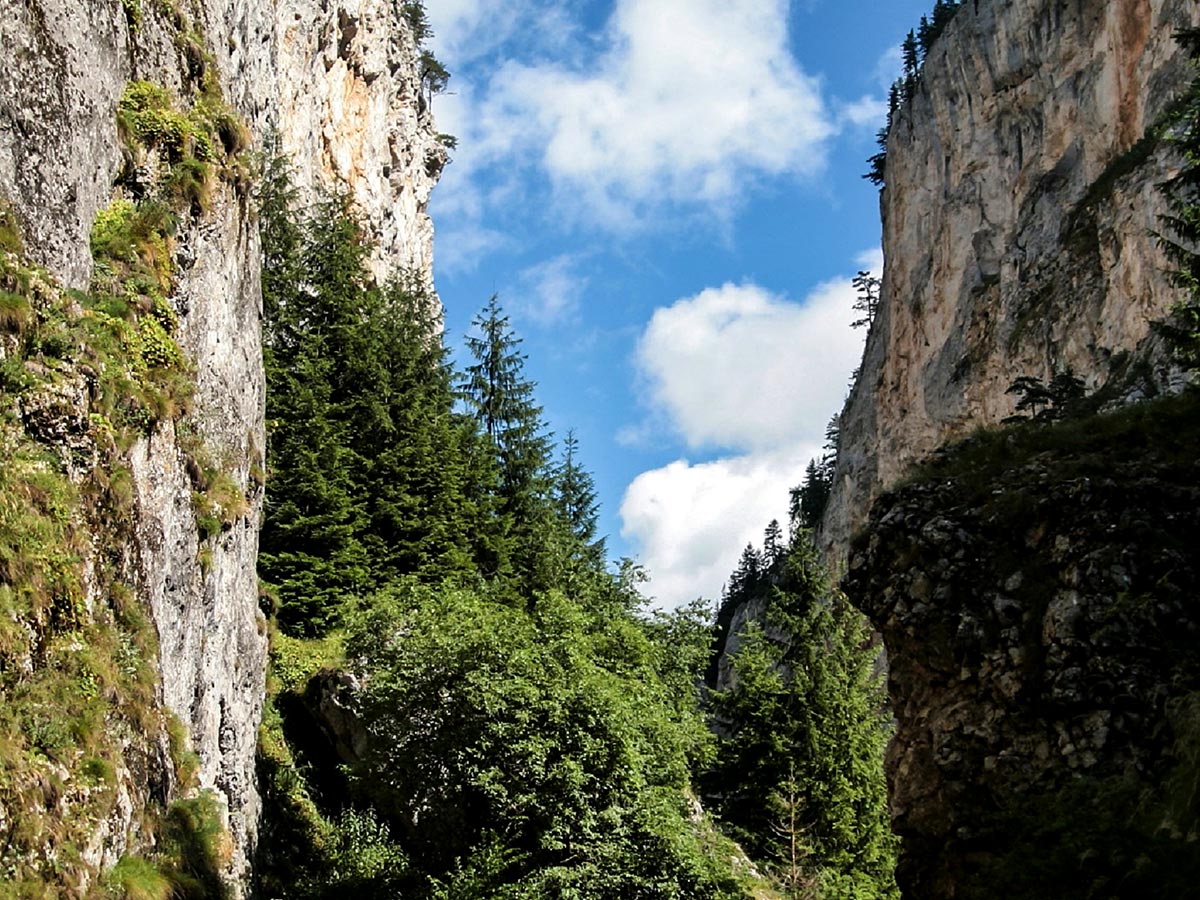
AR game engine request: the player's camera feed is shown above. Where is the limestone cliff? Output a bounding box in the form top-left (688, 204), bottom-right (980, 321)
top-left (0, 0), bottom-right (440, 892)
top-left (823, 0), bottom-right (1200, 557)
top-left (818, 2), bottom-right (1200, 896)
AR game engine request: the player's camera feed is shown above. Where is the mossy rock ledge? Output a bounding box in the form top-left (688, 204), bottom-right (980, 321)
top-left (844, 393), bottom-right (1200, 900)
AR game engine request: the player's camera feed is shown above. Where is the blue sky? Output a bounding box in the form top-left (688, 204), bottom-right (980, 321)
top-left (425, 0), bottom-right (931, 607)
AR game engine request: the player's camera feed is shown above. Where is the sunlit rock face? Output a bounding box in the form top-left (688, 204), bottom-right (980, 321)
top-left (818, 3), bottom-right (1200, 897)
top-left (822, 0), bottom-right (1200, 559)
top-left (264, 0), bottom-right (445, 286)
top-left (0, 0), bottom-right (439, 891)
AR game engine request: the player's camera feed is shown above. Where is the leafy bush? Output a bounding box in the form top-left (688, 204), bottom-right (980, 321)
top-left (341, 580), bottom-right (748, 898)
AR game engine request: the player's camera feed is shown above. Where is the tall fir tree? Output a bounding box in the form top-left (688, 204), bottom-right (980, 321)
top-left (552, 428), bottom-right (606, 568)
top-left (706, 530), bottom-right (897, 898)
top-left (461, 295), bottom-right (556, 593)
top-left (356, 274), bottom-right (493, 584)
top-left (259, 164), bottom-right (499, 633)
top-left (259, 186), bottom-right (373, 635)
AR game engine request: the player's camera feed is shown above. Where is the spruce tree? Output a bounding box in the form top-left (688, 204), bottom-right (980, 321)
top-left (901, 30), bottom-right (920, 99)
top-left (259, 183), bottom-right (372, 635)
top-left (851, 270), bottom-right (881, 330)
top-left (259, 168), bottom-right (499, 632)
top-left (461, 295), bottom-right (556, 593)
top-left (762, 519), bottom-right (784, 568)
top-left (357, 275), bottom-right (486, 583)
top-left (552, 428), bottom-right (606, 567)
top-left (706, 530), bottom-right (897, 898)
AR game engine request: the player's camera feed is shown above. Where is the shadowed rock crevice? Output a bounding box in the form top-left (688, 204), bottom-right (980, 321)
top-left (845, 393), bottom-right (1200, 899)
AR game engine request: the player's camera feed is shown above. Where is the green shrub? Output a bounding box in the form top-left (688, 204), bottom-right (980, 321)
top-left (106, 856), bottom-right (172, 900)
top-left (0, 289), bottom-right (32, 333)
top-left (0, 202), bottom-right (22, 255)
top-left (268, 629), bottom-right (346, 694)
top-left (344, 581), bottom-right (748, 898)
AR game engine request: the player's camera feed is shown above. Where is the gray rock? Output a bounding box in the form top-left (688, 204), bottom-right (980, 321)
top-left (0, 0), bottom-right (441, 892)
top-left (821, 0), bottom-right (1200, 562)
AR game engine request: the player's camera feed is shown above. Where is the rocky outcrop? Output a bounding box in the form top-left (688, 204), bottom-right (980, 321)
top-left (0, 0), bottom-right (440, 891)
top-left (844, 394), bottom-right (1200, 898)
top-left (265, 0), bottom-right (446, 285)
top-left (822, 0), bottom-right (1200, 557)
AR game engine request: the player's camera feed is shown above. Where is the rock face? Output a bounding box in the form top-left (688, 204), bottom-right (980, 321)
top-left (822, 0), bottom-right (1200, 557)
top-left (0, 0), bottom-right (439, 891)
top-left (844, 396), bottom-right (1200, 899)
top-left (814, 4), bottom-right (1200, 896)
top-left (265, 0), bottom-right (446, 285)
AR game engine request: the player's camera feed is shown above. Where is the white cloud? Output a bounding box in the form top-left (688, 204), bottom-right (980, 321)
top-left (426, 0), bottom-right (576, 67)
top-left (632, 279), bottom-right (864, 452)
top-left (619, 446), bottom-right (816, 607)
top-left (619, 254), bottom-right (882, 608)
top-left (840, 95), bottom-right (888, 129)
top-left (855, 247), bottom-right (884, 273)
top-left (438, 0), bottom-right (834, 234)
top-left (434, 221), bottom-right (510, 276)
top-left (873, 44), bottom-right (904, 92)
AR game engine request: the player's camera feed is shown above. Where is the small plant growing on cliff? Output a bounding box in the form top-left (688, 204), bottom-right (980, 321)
top-left (121, 0), bottom-right (142, 30)
top-left (0, 201), bottom-right (22, 255)
top-left (117, 79), bottom-right (251, 212)
top-left (1004, 370), bottom-right (1088, 422)
top-left (1155, 28), bottom-right (1200, 370)
top-left (850, 270), bottom-right (881, 329)
top-left (401, 1), bottom-right (432, 45)
top-left (420, 50), bottom-right (450, 98)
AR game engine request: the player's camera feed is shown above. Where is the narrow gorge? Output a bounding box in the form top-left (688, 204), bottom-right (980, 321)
top-left (1, 0), bottom-right (1198, 897)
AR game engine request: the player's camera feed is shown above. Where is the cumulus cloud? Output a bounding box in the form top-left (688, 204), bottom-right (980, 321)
top-left (632, 279), bottom-right (864, 452)
top-left (840, 95), bottom-right (889, 129)
top-left (498, 0), bottom-right (832, 214)
top-left (435, 0), bottom-right (835, 236)
top-left (873, 44), bottom-right (904, 92)
top-left (619, 446), bottom-right (817, 607)
top-left (620, 255), bottom-right (880, 608)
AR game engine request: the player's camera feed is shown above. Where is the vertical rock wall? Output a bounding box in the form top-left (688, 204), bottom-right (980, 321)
top-left (265, 0), bottom-right (446, 286)
top-left (0, 0), bottom-right (441, 891)
top-left (822, 0), bottom-right (1200, 558)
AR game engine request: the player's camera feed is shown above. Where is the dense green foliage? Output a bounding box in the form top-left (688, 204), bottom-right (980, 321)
top-left (253, 163), bottom-right (782, 899)
top-left (342, 580), bottom-right (750, 899)
top-left (871, 389), bottom-right (1200, 899)
top-left (706, 523), bottom-right (897, 899)
top-left (258, 156), bottom-right (494, 635)
top-left (790, 416), bottom-right (839, 533)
